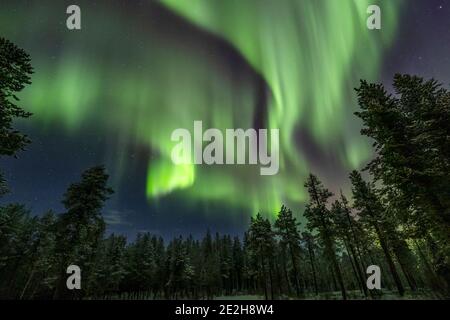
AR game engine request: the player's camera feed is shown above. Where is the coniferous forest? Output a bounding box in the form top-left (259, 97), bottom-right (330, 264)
top-left (0, 37), bottom-right (449, 300)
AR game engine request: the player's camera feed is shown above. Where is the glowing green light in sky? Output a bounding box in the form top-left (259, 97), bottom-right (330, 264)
top-left (147, 160), bottom-right (195, 197)
top-left (1, 0), bottom-right (402, 217)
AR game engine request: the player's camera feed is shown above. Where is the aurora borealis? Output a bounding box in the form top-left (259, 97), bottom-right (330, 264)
top-left (1, 0), bottom-right (450, 238)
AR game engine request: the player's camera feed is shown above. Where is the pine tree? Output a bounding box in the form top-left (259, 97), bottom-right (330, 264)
top-left (219, 235), bottom-right (233, 295)
top-left (355, 75), bottom-right (450, 292)
top-left (93, 234), bottom-right (127, 298)
top-left (349, 170), bottom-right (405, 296)
top-left (274, 205), bottom-right (302, 297)
top-left (0, 37), bottom-right (33, 157)
top-left (301, 231), bottom-right (319, 296)
top-left (304, 174), bottom-right (347, 300)
top-left (19, 210), bottom-right (58, 299)
top-left (200, 230), bottom-right (221, 299)
top-left (331, 198), bottom-right (368, 297)
top-left (53, 166), bottom-right (113, 299)
top-left (0, 204), bottom-right (34, 298)
top-left (248, 213), bottom-right (276, 300)
top-left (0, 37), bottom-right (33, 205)
top-left (166, 236), bottom-right (194, 299)
top-left (151, 235), bottom-right (166, 299)
top-left (232, 236), bottom-right (244, 293)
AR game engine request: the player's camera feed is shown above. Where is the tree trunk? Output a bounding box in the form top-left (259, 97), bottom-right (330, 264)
top-left (373, 222), bottom-right (404, 296)
top-left (307, 242), bottom-right (318, 295)
top-left (345, 239), bottom-right (368, 297)
top-left (288, 245), bottom-right (301, 297)
top-left (20, 264), bottom-right (36, 299)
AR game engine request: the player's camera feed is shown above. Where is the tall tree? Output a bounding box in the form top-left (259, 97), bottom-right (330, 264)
top-left (19, 210), bottom-right (58, 299)
top-left (349, 170), bottom-right (405, 296)
top-left (301, 231), bottom-right (319, 296)
top-left (166, 236), bottom-right (194, 299)
top-left (304, 174), bottom-right (347, 300)
top-left (274, 205), bottom-right (302, 297)
top-left (53, 166), bottom-right (113, 299)
top-left (0, 37), bottom-right (33, 197)
top-left (0, 204), bottom-right (34, 298)
top-left (331, 199), bottom-right (368, 297)
top-left (355, 75), bottom-right (450, 291)
top-left (93, 234), bottom-right (127, 299)
top-left (248, 213), bottom-right (276, 300)
top-left (232, 236), bottom-right (244, 292)
top-left (0, 37), bottom-right (33, 157)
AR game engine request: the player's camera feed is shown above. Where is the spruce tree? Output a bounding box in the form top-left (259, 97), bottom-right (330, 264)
top-left (349, 170), bottom-right (405, 296)
top-left (248, 213), bottom-right (276, 300)
top-left (331, 199), bottom-right (368, 297)
top-left (53, 166), bottom-right (113, 299)
top-left (0, 37), bottom-right (33, 157)
top-left (274, 205), bottom-right (302, 296)
top-left (304, 174), bottom-right (347, 300)
top-left (355, 75), bottom-right (450, 291)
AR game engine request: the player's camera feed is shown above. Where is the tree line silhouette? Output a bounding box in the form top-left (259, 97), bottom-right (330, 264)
top-left (0, 37), bottom-right (449, 299)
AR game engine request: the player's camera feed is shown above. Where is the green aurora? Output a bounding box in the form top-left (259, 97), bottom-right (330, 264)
top-left (0, 0), bottom-right (402, 217)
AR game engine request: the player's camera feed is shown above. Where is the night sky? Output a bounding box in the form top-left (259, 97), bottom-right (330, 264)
top-left (1, 0), bottom-right (449, 240)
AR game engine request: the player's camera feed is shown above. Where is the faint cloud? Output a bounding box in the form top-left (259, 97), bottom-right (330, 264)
top-left (103, 209), bottom-right (133, 226)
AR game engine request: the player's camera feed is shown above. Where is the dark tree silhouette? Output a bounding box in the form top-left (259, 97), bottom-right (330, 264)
top-left (350, 170), bottom-right (405, 296)
top-left (304, 174), bottom-right (347, 300)
top-left (355, 75), bottom-right (450, 295)
top-left (0, 37), bottom-right (33, 157)
top-left (274, 205), bottom-right (302, 297)
top-left (53, 166), bottom-right (114, 299)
